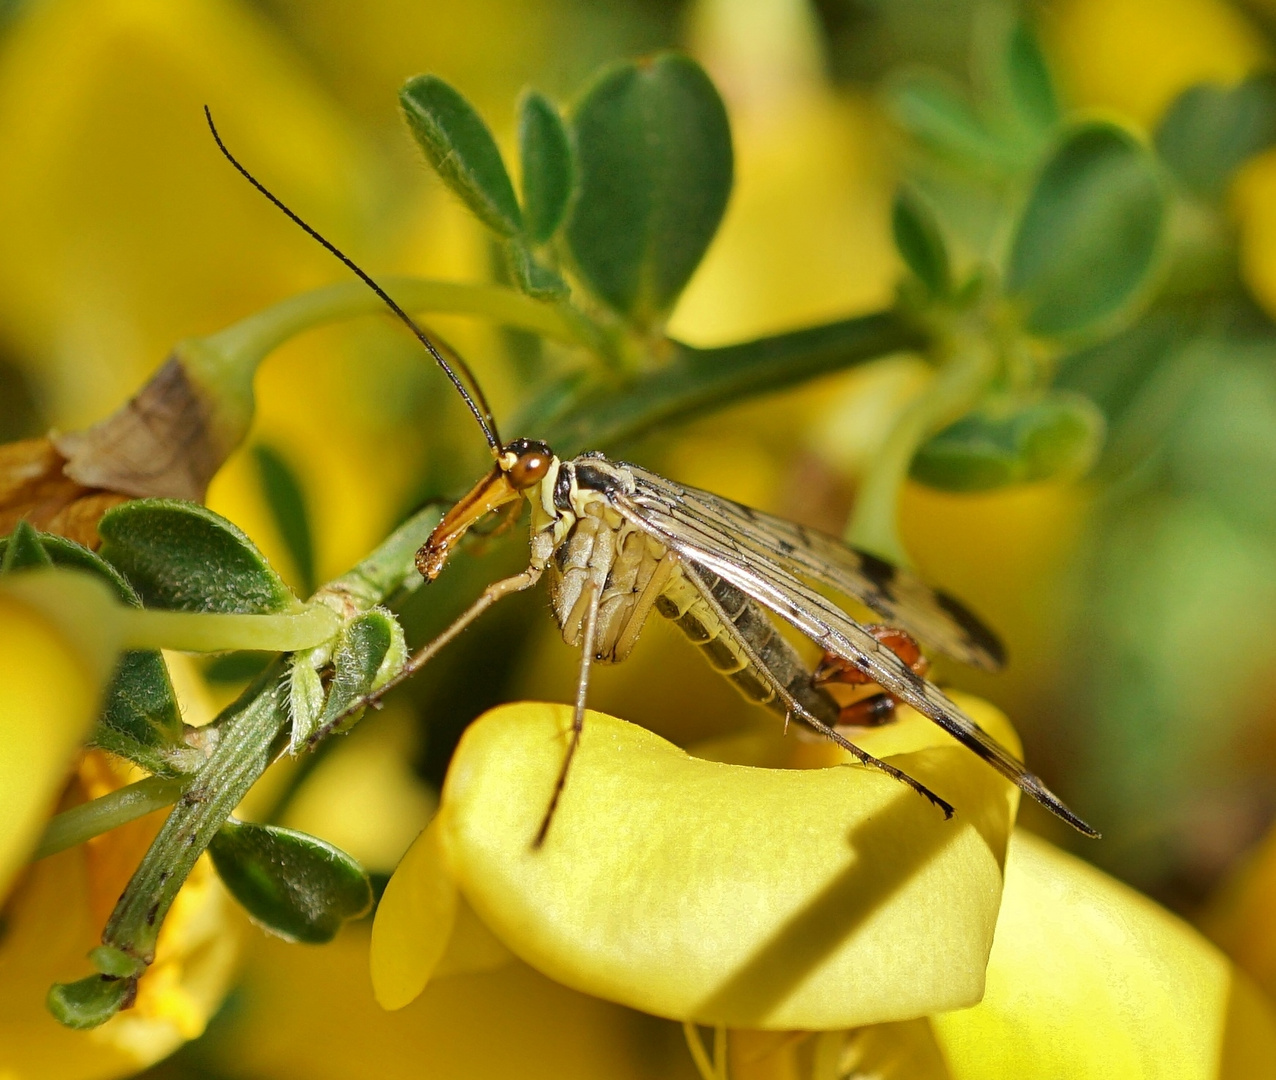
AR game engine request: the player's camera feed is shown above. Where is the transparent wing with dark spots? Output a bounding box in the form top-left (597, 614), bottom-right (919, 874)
top-left (612, 474), bottom-right (1097, 837)
top-left (621, 464), bottom-right (1004, 671)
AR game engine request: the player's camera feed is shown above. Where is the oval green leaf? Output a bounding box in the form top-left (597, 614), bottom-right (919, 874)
top-left (892, 187), bottom-right (952, 298)
top-left (1156, 74), bottom-right (1276, 199)
top-left (911, 393), bottom-right (1106, 491)
top-left (518, 88), bottom-right (574, 244)
top-left (401, 74), bottom-right (522, 238)
top-left (315, 608), bottom-right (405, 737)
top-left (209, 820), bottom-right (372, 944)
top-left (98, 499), bottom-right (294, 614)
top-left (252, 443), bottom-right (315, 597)
top-left (46, 974), bottom-right (134, 1030)
top-left (566, 52), bottom-right (733, 327)
top-left (1004, 20), bottom-right (1059, 133)
top-left (885, 71), bottom-right (1006, 167)
top-left (1007, 123), bottom-right (1167, 337)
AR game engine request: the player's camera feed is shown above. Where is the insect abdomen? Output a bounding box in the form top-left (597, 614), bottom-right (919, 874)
top-left (653, 567), bottom-right (839, 725)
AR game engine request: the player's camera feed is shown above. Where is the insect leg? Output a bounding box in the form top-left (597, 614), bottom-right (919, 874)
top-left (305, 565), bottom-right (543, 748)
top-left (533, 578), bottom-right (602, 848)
top-left (814, 624), bottom-right (930, 728)
top-left (833, 692), bottom-right (898, 728)
top-left (680, 565), bottom-right (955, 819)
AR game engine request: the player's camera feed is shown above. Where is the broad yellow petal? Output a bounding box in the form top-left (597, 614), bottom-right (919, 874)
top-left (370, 815), bottom-right (458, 1010)
top-left (0, 573), bottom-right (117, 897)
top-left (931, 830), bottom-right (1276, 1079)
top-left (436, 701), bottom-right (1015, 1029)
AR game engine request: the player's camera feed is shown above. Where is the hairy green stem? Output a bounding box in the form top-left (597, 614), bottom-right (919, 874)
top-left (845, 339), bottom-right (995, 564)
top-left (524, 309), bottom-right (928, 454)
top-left (33, 776), bottom-right (186, 862)
top-left (104, 667), bottom-right (288, 963)
top-left (314, 502), bottom-right (445, 614)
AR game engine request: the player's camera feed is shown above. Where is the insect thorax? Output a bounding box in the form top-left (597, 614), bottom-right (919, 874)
top-left (528, 454), bottom-right (839, 726)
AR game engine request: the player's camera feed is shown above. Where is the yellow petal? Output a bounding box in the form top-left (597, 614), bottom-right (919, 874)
top-left (220, 925), bottom-right (697, 1080)
top-left (931, 830), bottom-right (1276, 1079)
top-left (0, 572), bottom-right (117, 897)
top-left (370, 815), bottom-right (458, 1010)
top-left (1046, 0), bottom-right (1265, 127)
top-left (1, 754), bottom-right (241, 1080)
top-left (436, 701), bottom-right (1015, 1029)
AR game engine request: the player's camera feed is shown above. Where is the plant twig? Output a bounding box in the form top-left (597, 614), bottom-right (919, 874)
top-left (33, 776), bottom-right (186, 861)
top-left (525, 309), bottom-right (928, 454)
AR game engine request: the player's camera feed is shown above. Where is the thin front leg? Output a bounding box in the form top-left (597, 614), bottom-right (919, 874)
top-left (305, 565), bottom-right (543, 749)
top-left (533, 579), bottom-right (602, 848)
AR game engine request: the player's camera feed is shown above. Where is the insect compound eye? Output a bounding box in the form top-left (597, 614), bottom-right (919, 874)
top-left (508, 447), bottom-right (553, 490)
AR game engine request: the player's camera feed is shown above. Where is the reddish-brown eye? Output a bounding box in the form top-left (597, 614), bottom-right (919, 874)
top-left (508, 450), bottom-right (551, 489)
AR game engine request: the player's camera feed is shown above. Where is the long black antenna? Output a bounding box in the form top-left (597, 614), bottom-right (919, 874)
top-left (204, 106), bottom-right (502, 451)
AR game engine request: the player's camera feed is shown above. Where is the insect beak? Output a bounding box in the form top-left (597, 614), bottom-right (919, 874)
top-left (415, 466), bottom-right (523, 580)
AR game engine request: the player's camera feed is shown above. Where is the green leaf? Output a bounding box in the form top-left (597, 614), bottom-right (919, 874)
top-left (911, 394), bottom-right (1106, 491)
top-left (87, 945), bottom-right (146, 978)
top-left (98, 500), bottom-right (295, 614)
top-left (885, 71), bottom-right (1006, 166)
top-left (892, 188), bottom-right (951, 297)
top-left (94, 650), bottom-right (189, 774)
top-left (317, 608), bottom-right (405, 736)
top-left (400, 74), bottom-right (523, 237)
top-left (47, 974), bottom-right (135, 1030)
top-left (287, 657), bottom-right (326, 752)
top-left (506, 240), bottom-right (570, 300)
top-left (252, 443), bottom-right (316, 597)
top-left (0, 519), bottom-right (53, 572)
top-left (1004, 20), bottom-right (1059, 132)
top-left (24, 533), bottom-right (135, 599)
top-left (518, 88), bottom-right (574, 244)
top-left (1007, 123), bottom-right (1167, 336)
top-left (565, 52), bottom-right (733, 327)
top-left (209, 819), bottom-right (372, 943)
top-left (0, 529), bottom-right (188, 772)
top-left (1156, 74), bottom-right (1276, 199)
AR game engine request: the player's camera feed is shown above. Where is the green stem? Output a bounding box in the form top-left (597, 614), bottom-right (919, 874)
top-left (844, 339), bottom-right (995, 564)
top-left (201, 277), bottom-right (585, 367)
top-left (682, 1023), bottom-right (717, 1080)
top-left (523, 309), bottom-right (928, 454)
top-left (118, 604), bottom-right (341, 653)
top-left (104, 666), bottom-right (288, 963)
top-left (32, 776), bottom-right (185, 861)
top-left (314, 502), bottom-right (445, 614)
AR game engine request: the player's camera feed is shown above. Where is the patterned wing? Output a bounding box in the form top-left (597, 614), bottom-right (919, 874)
top-left (613, 471), bottom-right (1097, 837)
top-left (622, 464), bottom-right (1004, 671)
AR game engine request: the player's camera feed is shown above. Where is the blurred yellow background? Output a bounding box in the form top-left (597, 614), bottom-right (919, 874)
top-left (6, 0), bottom-right (1276, 1075)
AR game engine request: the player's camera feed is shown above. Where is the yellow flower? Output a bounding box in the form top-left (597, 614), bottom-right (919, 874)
top-left (728, 833), bottom-right (1276, 1080)
top-left (932, 831), bottom-right (1276, 1079)
top-left (0, 571), bottom-right (240, 1079)
top-left (1046, 0), bottom-right (1266, 127)
top-left (0, 573), bottom-right (115, 897)
top-left (0, 753), bottom-right (241, 1080)
top-left (372, 694), bottom-right (1018, 1028)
